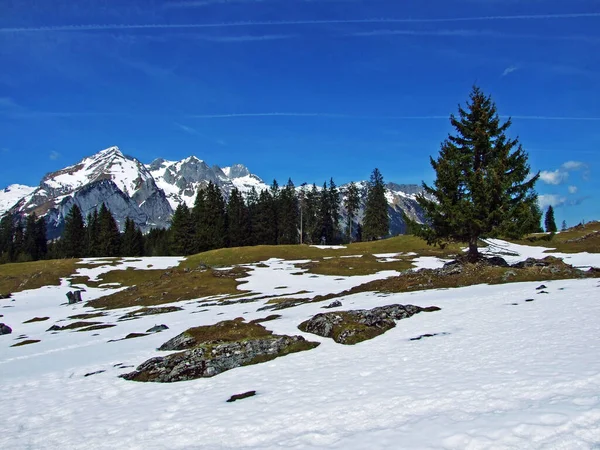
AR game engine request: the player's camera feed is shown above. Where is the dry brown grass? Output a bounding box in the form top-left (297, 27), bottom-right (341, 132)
top-left (0, 259), bottom-right (78, 296)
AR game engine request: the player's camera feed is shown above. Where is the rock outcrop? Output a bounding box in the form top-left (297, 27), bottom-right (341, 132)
top-left (0, 323), bottom-right (13, 335)
top-left (298, 304), bottom-right (440, 345)
top-left (121, 318), bottom-right (319, 382)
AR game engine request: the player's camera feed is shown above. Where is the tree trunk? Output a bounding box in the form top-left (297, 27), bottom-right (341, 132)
top-left (468, 238), bottom-right (479, 262)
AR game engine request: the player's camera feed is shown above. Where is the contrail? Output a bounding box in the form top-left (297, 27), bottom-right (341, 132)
top-left (1, 13), bottom-right (599, 33)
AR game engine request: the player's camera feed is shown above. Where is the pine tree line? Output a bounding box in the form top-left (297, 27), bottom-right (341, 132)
top-left (0, 169), bottom-right (391, 262)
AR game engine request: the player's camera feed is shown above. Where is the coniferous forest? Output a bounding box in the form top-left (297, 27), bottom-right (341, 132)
top-left (0, 170), bottom-right (390, 263)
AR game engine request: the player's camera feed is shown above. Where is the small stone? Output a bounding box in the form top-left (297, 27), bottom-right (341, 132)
top-left (227, 391), bottom-right (256, 402)
top-left (322, 300), bottom-right (342, 309)
top-left (84, 370), bottom-right (106, 377)
top-left (536, 284), bottom-right (547, 290)
top-left (0, 323), bottom-right (12, 335)
top-left (146, 324), bottom-right (169, 333)
top-left (525, 299), bottom-right (535, 302)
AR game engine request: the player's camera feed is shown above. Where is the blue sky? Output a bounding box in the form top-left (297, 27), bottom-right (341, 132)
top-left (0, 0), bottom-right (599, 226)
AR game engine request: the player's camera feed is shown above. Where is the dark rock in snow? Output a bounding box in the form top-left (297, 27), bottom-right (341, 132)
top-left (84, 370), bottom-right (106, 377)
top-left (0, 293), bottom-right (11, 299)
top-left (0, 323), bottom-right (12, 335)
top-left (146, 324), bottom-right (169, 333)
top-left (322, 300), bottom-right (342, 309)
top-left (298, 304), bottom-right (441, 345)
top-left (227, 391), bottom-right (256, 403)
top-left (66, 290), bottom-right (83, 304)
top-left (536, 284), bottom-right (547, 290)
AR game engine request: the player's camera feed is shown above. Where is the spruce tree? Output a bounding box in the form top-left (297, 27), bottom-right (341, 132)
top-left (202, 182), bottom-right (227, 250)
top-left (544, 205), bottom-right (557, 233)
top-left (328, 178), bottom-right (341, 242)
top-left (35, 216), bottom-right (47, 259)
top-left (253, 189), bottom-right (277, 245)
top-left (98, 203), bottom-right (121, 257)
top-left (363, 169), bottom-right (389, 241)
top-left (317, 182), bottom-right (333, 244)
top-left (305, 184), bottom-right (321, 244)
top-left (86, 210), bottom-right (100, 257)
top-left (63, 204), bottom-right (86, 258)
top-left (192, 187), bottom-right (208, 252)
top-left (170, 203), bottom-right (194, 255)
top-left (23, 213), bottom-right (39, 261)
top-left (122, 217), bottom-right (143, 257)
top-left (277, 179), bottom-right (299, 244)
top-left (343, 182), bottom-right (361, 242)
top-left (227, 187), bottom-right (249, 247)
top-left (0, 215), bottom-right (14, 262)
top-left (561, 220), bottom-right (567, 232)
top-left (417, 86), bottom-right (540, 260)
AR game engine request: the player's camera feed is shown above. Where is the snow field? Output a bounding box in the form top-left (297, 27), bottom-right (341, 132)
top-left (0, 242), bottom-right (599, 449)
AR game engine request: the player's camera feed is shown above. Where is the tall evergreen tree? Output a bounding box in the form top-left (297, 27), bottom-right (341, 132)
top-left (277, 179), bottom-right (299, 244)
top-left (122, 217), bottom-right (143, 257)
top-left (417, 86), bottom-right (540, 260)
top-left (305, 184), bottom-right (321, 244)
top-left (328, 178), bottom-right (341, 242)
top-left (98, 203), bottom-right (121, 257)
top-left (363, 168), bottom-right (389, 241)
top-left (201, 182), bottom-right (227, 250)
top-left (0, 215), bottom-right (14, 262)
top-left (63, 204), bottom-right (86, 258)
top-left (192, 187), bottom-right (208, 252)
top-left (35, 215), bottom-right (47, 259)
top-left (145, 227), bottom-right (170, 256)
top-left (170, 203), bottom-right (194, 255)
top-left (245, 187), bottom-right (259, 245)
top-left (227, 187), bottom-right (250, 247)
top-left (561, 220), bottom-right (567, 232)
top-left (253, 189), bottom-right (278, 245)
top-left (544, 205), bottom-right (557, 233)
top-left (343, 182), bottom-right (361, 241)
top-left (86, 210), bottom-right (100, 257)
top-left (23, 213), bottom-right (42, 261)
top-left (317, 182), bottom-right (334, 244)
top-left (13, 222), bottom-right (24, 261)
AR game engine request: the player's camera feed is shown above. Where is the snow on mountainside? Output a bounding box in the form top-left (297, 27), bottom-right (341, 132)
top-left (148, 157), bottom-right (268, 208)
top-left (41, 146), bottom-right (153, 197)
top-left (0, 184), bottom-right (36, 216)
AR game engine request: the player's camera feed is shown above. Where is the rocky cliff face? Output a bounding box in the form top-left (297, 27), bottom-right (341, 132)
top-left (3, 145), bottom-right (428, 239)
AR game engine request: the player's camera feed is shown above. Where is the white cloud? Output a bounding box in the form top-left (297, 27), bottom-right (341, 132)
top-left (502, 65), bottom-right (518, 77)
top-left (49, 151), bottom-right (61, 160)
top-left (568, 185), bottom-right (578, 194)
top-left (539, 169), bottom-right (568, 185)
top-left (538, 194), bottom-right (566, 209)
top-left (561, 161), bottom-right (585, 170)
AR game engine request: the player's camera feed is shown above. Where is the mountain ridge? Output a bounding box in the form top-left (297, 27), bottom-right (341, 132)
top-left (0, 146), bottom-right (427, 238)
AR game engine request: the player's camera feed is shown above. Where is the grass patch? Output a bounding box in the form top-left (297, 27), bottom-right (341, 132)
top-left (250, 314), bottom-right (282, 324)
top-left (86, 267), bottom-right (248, 310)
top-left (163, 318), bottom-right (273, 350)
top-left (0, 259), bottom-right (78, 296)
top-left (77, 324), bottom-right (116, 332)
top-left (68, 312), bottom-right (107, 320)
top-left (182, 235), bottom-right (461, 269)
top-left (301, 254), bottom-right (414, 276)
top-left (324, 257), bottom-right (599, 299)
top-left (119, 306), bottom-right (183, 320)
top-left (23, 316), bottom-right (49, 323)
top-left (11, 339), bottom-right (41, 347)
top-left (512, 221), bottom-right (600, 253)
top-left (47, 321), bottom-right (103, 331)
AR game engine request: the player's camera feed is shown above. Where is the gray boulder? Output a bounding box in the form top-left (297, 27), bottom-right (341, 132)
top-left (146, 324), bottom-right (169, 333)
top-left (121, 319), bottom-right (319, 382)
top-left (0, 323), bottom-right (12, 335)
top-left (299, 304), bottom-right (440, 345)
top-left (66, 290), bottom-right (83, 304)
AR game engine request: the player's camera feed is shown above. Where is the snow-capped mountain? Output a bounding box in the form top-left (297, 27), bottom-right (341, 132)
top-left (2, 146), bottom-right (427, 238)
top-left (9, 147), bottom-right (173, 238)
top-left (0, 184), bottom-right (36, 217)
top-left (147, 157), bottom-right (267, 209)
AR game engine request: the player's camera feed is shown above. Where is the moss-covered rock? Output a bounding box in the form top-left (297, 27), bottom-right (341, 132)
top-left (121, 319), bottom-right (319, 382)
top-left (298, 304), bottom-right (440, 345)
